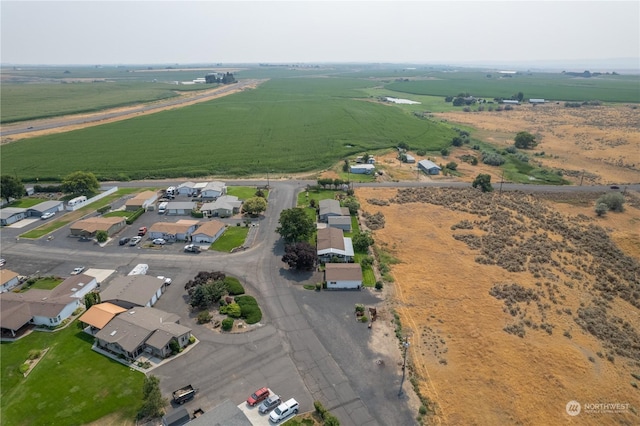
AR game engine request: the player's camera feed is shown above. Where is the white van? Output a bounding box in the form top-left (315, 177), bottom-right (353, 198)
top-left (158, 202), bottom-right (168, 214)
top-left (269, 398), bottom-right (299, 423)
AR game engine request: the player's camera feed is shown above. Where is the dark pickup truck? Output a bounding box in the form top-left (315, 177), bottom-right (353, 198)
top-left (173, 384), bottom-right (197, 404)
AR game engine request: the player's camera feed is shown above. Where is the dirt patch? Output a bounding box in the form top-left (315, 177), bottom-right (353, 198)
top-left (356, 186), bottom-right (640, 425)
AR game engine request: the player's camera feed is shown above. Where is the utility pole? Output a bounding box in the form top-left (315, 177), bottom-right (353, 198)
top-left (580, 170), bottom-right (585, 186)
top-left (267, 169), bottom-right (270, 188)
top-left (398, 338), bottom-right (410, 397)
top-left (499, 170), bottom-right (505, 196)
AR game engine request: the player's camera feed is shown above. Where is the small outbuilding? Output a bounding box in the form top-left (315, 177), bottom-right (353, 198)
top-left (418, 159), bottom-right (442, 175)
top-left (165, 202), bottom-right (196, 216)
top-left (350, 164), bottom-right (375, 174)
top-left (325, 263), bottom-right (363, 290)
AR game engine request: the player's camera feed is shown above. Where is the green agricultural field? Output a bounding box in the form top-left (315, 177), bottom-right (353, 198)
top-left (385, 72), bottom-right (640, 103)
top-left (1, 77), bottom-right (456, 181)
top-left (1, 81), bottom-right (210, 123)
top-left (1, 323), bottom-right (144, 425)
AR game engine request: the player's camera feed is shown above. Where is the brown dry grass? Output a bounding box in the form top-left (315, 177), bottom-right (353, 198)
top-left (357, 186), bottom-right (640, 425)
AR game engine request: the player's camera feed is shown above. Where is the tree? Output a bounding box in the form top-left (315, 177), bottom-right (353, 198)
top-left (342, 159), bottom-right (349, 172)
top-left (595, 202), bottom-right (609, 217)
top-left (282, 242), bottom-right (317, 270)
top-left (254, 188), bottom-right (266, 198)
top-left (451, 136), bottom-right (464, 147)
top-left (276, 208), bottom-right (316, 243)
top-left (446, 161), bottom-right (458, 171)
top-left (353, 231), bottom-right (374, 252)
top-left (452, 97), bottom-right (465, 107)
top-left (189, 280), bottom-right (227, 309)
top-left (243, 197), bottom-right (267, 216)
top-left (137, 375), bottom-right (167, 420)
top-left (514, 131), bottom-right (538, 149)
top-left (440, 148), bottom-right (450, 157)
top-left (342, 196), bottom-right (360, 215)
top-left (596, 193), bottom-right (625, 212)
top-left (95, 230), bottom-right (108, 243)
top-left (84, 292), bottom-right (101, 309)
top-left (472, 174), bottom-right (494, 192)
top-left (0, 175), bottom-right (25, 204)
top-left (61, 171), bottom-right (100, 196)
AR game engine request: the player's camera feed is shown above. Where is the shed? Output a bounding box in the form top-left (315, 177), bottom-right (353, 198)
top-left (325, 263), bottom-right (363, 290)
top-left (404, 154), bottom-right (416, 163)
top-left (162, 407), bottom-right (190, 426)
top-left (418, 160), bottom-right (442, 175)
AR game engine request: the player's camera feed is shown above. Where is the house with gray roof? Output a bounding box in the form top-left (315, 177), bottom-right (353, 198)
top-left (94, 307), bottom-right (191, 360)
top-left (201, 195), bottom-right (242, 218)
top-left (0, 207), bottom-right (27, 226)
top-left (200, 181), bottom-right (227, 199)
top-left (328, 215), bottom-right (352, 232)
top-left (418, 159), bottom-right (442, 175)
top-left (189, 399), bottom-right (252, 426)
top-left (26, 200), bottom-right (63, 217)
top-left (177, 181), bottom-right (197, 196)
top-left (319, 199), bottom-right (344, 222)
top-left (99, 275), bottom-right (166, 309)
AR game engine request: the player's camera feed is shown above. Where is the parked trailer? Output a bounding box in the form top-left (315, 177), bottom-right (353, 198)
top-left (128, 263), bottom-right (149, 276)
top-left (172, 384), bottom-right (197, 404)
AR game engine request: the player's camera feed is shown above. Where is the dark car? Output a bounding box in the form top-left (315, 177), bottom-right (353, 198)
top-left (246, 387), bottom-right (270, 406)
top-left (258, 394), bottom-right (281, 414)
top-left (119, 237), bottom-right (131, 246)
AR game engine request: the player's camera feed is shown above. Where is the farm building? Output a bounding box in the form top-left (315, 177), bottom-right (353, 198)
top-left (177, 181), bottom-right (198, 196)
top-left (529, 99), bottom-right (546, 104)
top-left (502, 99), bottom-right (520, 105)
top-left (0, 208), bottom-right (27, 226)
top-left (0, 274), bottom-right (97, 336)
top-left (317, 227), bottom-right (354, 262)
top-left (319, 199), bottom-right (349, 222)
top-left (328, 216), bottom-right (352, 232)
top-left (200, 181), bottom-right (227, 199)
top-left (94, 306), bottom-right (191, 361)
top-left (99, 275), bottom-right (166, 309)
top-left (350, 164), bottom-right (376, 174)
top-left (165, 201), bottom-right (196, 216)
top-left (324, 263), bottom-right (363, 290)
top-left (404, 154), bottom-right (416, 163)
top-left (26, 200), bottom-right (63, 218)
top-left (200, 195), bottom-right (242, 218)
top-left (0, 269), bottom-right (21, 293)
top-left (70, 217), bottom-right (126, 237)
top-left (125, 191), bottom-right (159, 211)
top-left (79, 302), bottom-right (127, 332)
top-left (418, 160), bottom-right (442, 175)
top-left (149, 220), bottom-right (199, 241)
top-left (191, 220), bottom-right (226, 244)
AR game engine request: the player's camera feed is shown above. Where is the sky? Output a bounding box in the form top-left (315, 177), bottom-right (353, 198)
top-left (1, 1), bottom-right (639, 67)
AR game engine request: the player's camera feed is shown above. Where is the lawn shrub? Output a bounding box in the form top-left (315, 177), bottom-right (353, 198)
top-left (221, 318), bottom-right (234, 331)
top-left (126, 208), bottom-right (144, 225)
top-left (224, 276), bottom-right (245, 295)
top-left (19, 363), bottom-right (29, 374)
top-left (235, 295), bottom-right (262, 324)
top-left (197, 311), bottom-right (212, 324)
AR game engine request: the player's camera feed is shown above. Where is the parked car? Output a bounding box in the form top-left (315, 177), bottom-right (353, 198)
top-left (259, 394), bottom-right (281, 414)
top-left (138, 227), bottom-right (147, 236)
top-left (0, 259), bottom-right (5, 267)
top-left (152, 238), bottom-right (166, 245)
top-left (41, 212), bottom-right (56, 220)
top-left (129, 236), bottom-right (142, 246)
top-left (269, 398), bottom-right (299, 423)
top-left (184, 244), bottom-right (201, 253)
top-left (247, 387), bottom-right (270, 406)
top-left (172, 384), bottom-right (197, 405)
top-left (119, 237), bottom-right (131, 246)
top-left (157, 276), bottom-right (172, 285)
top-left (71, 267), bottom-right (85, 275)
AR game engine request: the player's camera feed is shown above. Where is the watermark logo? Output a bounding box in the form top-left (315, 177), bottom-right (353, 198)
top-left (566, 400), bottom-right (581, 416)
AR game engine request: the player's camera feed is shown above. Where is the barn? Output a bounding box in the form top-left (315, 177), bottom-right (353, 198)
top-left (418, 160), bottom-right (442, 175)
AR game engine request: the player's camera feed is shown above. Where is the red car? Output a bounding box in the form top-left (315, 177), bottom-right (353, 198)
top-left (246, 387), bottom-right (270, 406)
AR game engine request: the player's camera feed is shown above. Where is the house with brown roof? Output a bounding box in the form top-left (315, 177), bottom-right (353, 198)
top-left (324, 263), bottom-right (363, 290)
top-left (149, 220), bottom-right (200, 241)
top-left (0, 269), bottom-right (20, 293)
top-left (94, 307), bottom-right (191, 360)
top-left (125, 190), bottom-right (159, 211)
top-left (99, 275), bottom-right (166, 309)
top-left (79, 302), bottom-right (127, 331)
top-left (70, 217), bottom-right (126, 237)
top-left (317, 227), bottom-right (354, 262)
top-left (190, 220), bottom-right (226, 244)
top-left (0, 274), bottom-right (98, 336)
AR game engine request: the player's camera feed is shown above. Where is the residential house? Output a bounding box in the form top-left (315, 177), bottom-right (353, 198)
top-left (79, 302), bottom-right (127, 332)
top-left (190, 220), bottom-right (226, 244)
top-left (94, 307), bottom-right (191, 360)
top-left (177, 182), bottom-right (197, 196)
top-left (70, 217), bottom-right (126, 237)
top-left (0, 207), bottom-right (26, 226)
top-left (350, 164), bottom-right (375, 174)
top-left (418, 159), bottom-right (442, 175)
top-left (26, 200), bottom-right (63, 218)
top-left (318, 199), bottom-right (347, 223)
top-left (317, 227), bottom-right (354, 262)
top-left (149, 220), bottom-right (199, 241)
top-left (0, 274), bottom-right (98, 336)
top-left (200, 181), bottom-right (227, 199)
top-left (328, 216), bottom-right (352, 232)
top-left (99, 275), bottom-right (166, 309)
top-left (125, 191), bottom-right (159, 211)
top-left (165, 201), bottom-right (196, 216)
top-left (200, 195), bottom-right (242, 218)
top-left (0, 269), bottom-right (20, 293)
top-left (324, 263), bottom-right (363, 290)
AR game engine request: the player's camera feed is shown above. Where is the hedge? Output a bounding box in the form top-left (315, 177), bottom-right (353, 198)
top-left (126, 208), bottom-right (145, 225)
top-left (224, 276), bottom-right (245, 295)
top-left (235, 295), bottom-right (262, 324)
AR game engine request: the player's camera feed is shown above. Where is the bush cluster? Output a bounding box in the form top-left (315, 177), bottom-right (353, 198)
top-left (126, 208), bottom-right (145, 225)
top-left (363, 211), bottom-right (385, 230)
top-left (224, 276), bottom-right (245, 295)
top-left (235, 295), bottom-right (262, 324)
top-left (314, 400), bottom-right (340, 425)
top-left (481, 151), bottom-right (505, 166)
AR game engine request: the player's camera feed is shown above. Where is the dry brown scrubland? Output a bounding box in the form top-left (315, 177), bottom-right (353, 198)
top-left (353, 106), bottom-right (640, 425)
top-left (356, 186), bottom-right (640, 426)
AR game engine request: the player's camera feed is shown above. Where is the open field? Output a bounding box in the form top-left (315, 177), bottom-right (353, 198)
top-left (385, 72), bottom-right (640, 103)
top-left (1, 322), bottom-right (144, 425)
top-left (1, 78), bottom-right (456, 181)
top-left (357, 186), bottom-right (640, 425)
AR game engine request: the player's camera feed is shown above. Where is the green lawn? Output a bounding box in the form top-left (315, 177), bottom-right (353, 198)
top-left (102, 210), bottom-right (134, 218)
top-left (226, 186), bottom-right (268, 200)
top-left (1, 322), bottom-right (144, 426)
top-left (297, 189), bottom-right (341, 207)
top-left (4, 198), bottom-right (49, 208)
top-left (22, 277), bottom-right (63, 291)
top-left (210, 226), bottom-right (249, 252)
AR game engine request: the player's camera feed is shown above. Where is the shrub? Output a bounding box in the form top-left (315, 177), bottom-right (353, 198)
top-left (27, 349), bottom-right (42, 360)
top-left (481, 151), bottom-right (505, 166)
top-left (595, 202), bottom-right (608, 217)
top-left (505, 146), bottom-right (517, 154)
top-left (360, 315), bottom-right (369, 323)
top-left (445, 161), bottom-right (458, 171)
top-left (225, 302), bottom-right (242, 318)
top-left (419, 405), bottom-right (428, 415)
top-left (375, 281), bottom-right (384, 290)
top-left (197, 311), bottom-right (212, 324)
top-left (416, 149), bottom-right (427, 156)
top-left (314, 400), bottom-right (327, 417)
top-left (189, 336), bottom-right (196, 344)
top-left (19, 363), bottom-right (29, 374)
top-left (440, 148), bottom-right (450, 157)
top-left (325, 415), bottom-right (340, 426)
top-left (221, 318), bottom-right (234, 331)
top-left (224, 276), bottom-right (245, 295)
top-left (169, 340), bottom-right (180, 354)
top-left (597, 193), bottom-right (625, 212)
top-left (126, 208), bottom-right (145, 225)
top-left (235, 295), bottom-right (262, 324)
top-left (97, 205), bottom-right (111, 214)
top-left (95, 230), bottom-right (108, 243)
